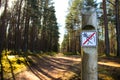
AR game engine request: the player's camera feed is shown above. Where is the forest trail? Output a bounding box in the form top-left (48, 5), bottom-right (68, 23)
top-left (98, 57), bottom-right (120, 68)
top-left (15, 55), bottom-right (120, 80)
top-left (15, 55), bottom-right (81, 80)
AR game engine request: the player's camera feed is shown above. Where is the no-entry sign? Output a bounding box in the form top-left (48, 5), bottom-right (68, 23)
top-left (81, 31), bottom-right (97, 47)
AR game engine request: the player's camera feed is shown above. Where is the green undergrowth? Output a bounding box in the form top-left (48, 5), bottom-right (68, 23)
top-left (1, 50), bottom-right (27, 79)
top-left (63, 52), bottom-right (80, 56)
top-left (1, 50), bottom-right (120, 80)
top-left (43, 52), bottom-right (58, 56)
top-left (69, 67), bottom-right (118, 80)
top-left (98, 66), bottom-right (114, 80)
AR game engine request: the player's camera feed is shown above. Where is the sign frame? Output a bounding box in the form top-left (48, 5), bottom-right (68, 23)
top-left (81, 31), bottom-right (97, 47)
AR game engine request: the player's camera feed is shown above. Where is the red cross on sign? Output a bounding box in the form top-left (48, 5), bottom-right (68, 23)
top-left (81, 31), bottom-right (97, 47)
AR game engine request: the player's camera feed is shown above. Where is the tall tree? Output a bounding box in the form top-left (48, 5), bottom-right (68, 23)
top-left (0, 0), bottom-right (8, 79)
top-left (15, 0), bottom-right (23, 53)
top-left (115, 0), bottom-right (120, 56)
top-left (103, 0), bottom-right (110, 56)
top-left (0, 0), bottom-right (59, 53)
top-left (23, 0), bottom-right (30, 52)
top-left (63, 0), bottom-right (82, 53)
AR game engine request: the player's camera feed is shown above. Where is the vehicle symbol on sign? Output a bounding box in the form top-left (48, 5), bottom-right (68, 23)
top-left (81, 31), bottom-right (97, 47)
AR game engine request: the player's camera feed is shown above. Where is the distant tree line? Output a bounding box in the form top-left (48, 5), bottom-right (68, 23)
top-left (0, 0), bottom-right (59, 53)
top-left (62, 0), bottom-right (120, 57)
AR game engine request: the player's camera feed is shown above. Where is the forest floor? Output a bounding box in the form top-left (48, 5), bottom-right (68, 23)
top-left (2, 52), bottom-right (120, 80)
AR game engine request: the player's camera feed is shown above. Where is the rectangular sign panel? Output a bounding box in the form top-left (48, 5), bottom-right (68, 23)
top-left (81, 31), bottom-right (97, 47)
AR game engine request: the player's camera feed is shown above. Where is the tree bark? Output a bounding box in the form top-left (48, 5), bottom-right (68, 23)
top-left (115, 0), bottom-right (120, 56)
top-left (81, 7), bottom-right (98, 80)
top-left (103, 0), bottom-right (110, 56)
top-left (15, 0), bottom-right (23, 53)
top-left (23, 0), bottom-right (30, 52)
top-left (0, 0), bottom-right (8, 79)
top-left (0, 0), bottom-right (1, 7)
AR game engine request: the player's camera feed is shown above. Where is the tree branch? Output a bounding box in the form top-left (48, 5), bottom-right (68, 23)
top-left (107, 0), bottom-right (115, 6)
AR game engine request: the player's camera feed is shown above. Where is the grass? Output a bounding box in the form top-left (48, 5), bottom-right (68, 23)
top-left (1, 50), bottom-right (59, 79)
top-left (1, 51), bottom-right (27, 79)
top-left (98, 66), bottom-right (114, 80)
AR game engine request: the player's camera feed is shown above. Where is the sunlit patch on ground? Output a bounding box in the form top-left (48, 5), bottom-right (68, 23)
top-left (1, 52), bottom-right (27, 80)
top-left (23, 55), bottom-right (81, 80)
top-left (98, 74), bottom-right (114, 80)
top-left (98, 62), bottom-right (120, 68)
top-left (1, 52), bottom-right (120, 80)
top-left (16, 71), bottom-right (40, 80)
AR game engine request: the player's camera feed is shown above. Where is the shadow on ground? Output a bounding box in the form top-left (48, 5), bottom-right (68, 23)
top-left (1, 53), bottom-right (120, 80)
top-left (22, 55), bottom-right (81, 80)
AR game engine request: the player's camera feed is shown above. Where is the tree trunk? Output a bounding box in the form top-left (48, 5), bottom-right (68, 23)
top-left (23, 11), bottom-right (30, 52)
top-left (15, 0), bottom-right (23, 53)
top-left (81, 7), bottom-right (98, 80)
top-left (0, 0), bottom-right (8, 79)
top-left (103, 0), bottom-right (110, 56)
top-left (23, 0), bottom-right (30, 52)
top-left (115, 0), bottom-right (120, 57)
top-left (0, 0), bottom-right (1, 7)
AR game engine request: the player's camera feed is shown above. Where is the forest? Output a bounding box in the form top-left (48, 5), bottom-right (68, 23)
top-left (0, 0), bottom-right (120, 80)
top-left (0, 0), bottom-right (59, 79)
top-left (0, 0), bottom-right (59, 53)
top-left (61, 0), bottom-right (120, 57)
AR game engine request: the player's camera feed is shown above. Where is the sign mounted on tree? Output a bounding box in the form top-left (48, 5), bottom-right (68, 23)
top-left (81, 31), bottom-right (97, 47)
top-left (81, 6), bottom-right (98, 80)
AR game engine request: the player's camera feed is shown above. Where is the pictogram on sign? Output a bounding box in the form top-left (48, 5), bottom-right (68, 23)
top-left (81, 31), bottom-right (97, 47)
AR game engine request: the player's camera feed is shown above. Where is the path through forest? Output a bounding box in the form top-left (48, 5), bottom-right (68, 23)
top-left (15, 54), bottom-right (120, 80)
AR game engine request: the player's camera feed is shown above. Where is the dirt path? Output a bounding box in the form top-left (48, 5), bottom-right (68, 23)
top-left (15, 55), bottom-right (120, 80)
top-left (15, 55), bottom-right (81, 80)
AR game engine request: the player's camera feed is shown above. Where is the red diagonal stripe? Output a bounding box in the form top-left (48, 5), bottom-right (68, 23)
top-left (83, 32), bottom-right (96, 46)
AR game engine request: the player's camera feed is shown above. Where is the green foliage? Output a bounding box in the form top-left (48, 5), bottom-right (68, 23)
top-left (63, 52), bottom-right (79, 56)
top-left (62, 0), bottom-right (82, 53)
top-left (45, 52), bottom-right (57, 56)
top-left (83, 0), bottom-right (98, 7)
top-left (65, 0), bottom-right (81, 30)
top-left (61, 33), bottom-right (69, 52)
top-left (0, 0), bottom-right (59, 52)
top-left (1, 51), bottom-right (26, 79)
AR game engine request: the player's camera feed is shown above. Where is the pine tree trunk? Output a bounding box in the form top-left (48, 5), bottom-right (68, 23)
top-left (0, 0), bottom-right (8, 79)
top-left (115, 0), bottom-right (120, 57)
top-left (103, 0), bottom-right (110, 56)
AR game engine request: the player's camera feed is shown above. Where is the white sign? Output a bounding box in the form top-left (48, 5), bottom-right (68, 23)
top-left (81, 31), bottom-right (97, 47)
